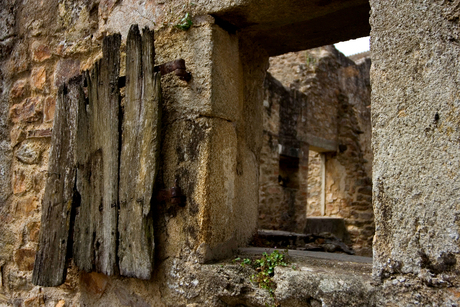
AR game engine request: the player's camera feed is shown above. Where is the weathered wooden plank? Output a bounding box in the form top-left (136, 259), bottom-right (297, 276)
top-left (73, 34), bottom-right (121, 276)
top-left (73, 69), bottom-right (97, 272)
top-left (32, 76), bottom-right (83, 287)
top-left (118, 25), bottom-right (160, 279)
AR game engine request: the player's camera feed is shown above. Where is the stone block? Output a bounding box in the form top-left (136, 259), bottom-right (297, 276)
top-left (54, 59), bottom-right (80, 88)
top-left (9, 79), bottom-right (28, 100)
top-left (10, 126), bottom-right (26, 147)
top-left (43, 96), bottom-right (56, 122)
top-left (359, 212), bottom-right (373, 221)
top-left (12, 168), bottom-right (31, 195)
top-left (80, 272), bottom-right (108, 297)
top-left (7, 42), bottom-right (29, 74)
top-left (26, 222), bottom-right (40, 242)
top-left (32, 170), bottom-right (45, 193)
top-left (15, 196), bottom-right (38, 217)
top-left (14, 248), bottom-right (36, 271)
top-left (9, 96), bottom-right (43, 124)
top-left (23, 296), bottom-right (44, 307)
top-left (31, 41), bottom-right (51, 62)
top-left (0, 3), bottom-right (15, 41)
top-left (0, 37), bottom-right (15, 61)
top-left (31, 66), bottom-right (46, 90)
top-left (99, 0), bottom-right (118, 21)
top-left (357, 186), bottom-right (372, 195)
top-left (15, 140), bottom-right (42, 164)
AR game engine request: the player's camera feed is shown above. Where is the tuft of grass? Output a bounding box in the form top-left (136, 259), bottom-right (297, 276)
top-left (175, 12), bottom-right (193, 31)
top-left (233, 250), bottom-right (289, 307)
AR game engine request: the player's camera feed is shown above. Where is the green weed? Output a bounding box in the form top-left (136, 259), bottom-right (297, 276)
top-left (175, 12), bottom-right (193, 31)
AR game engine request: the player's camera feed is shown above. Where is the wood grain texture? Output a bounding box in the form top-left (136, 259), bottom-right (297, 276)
top-left (73, 34), bottom-right (121, 276)
top-left (118, 25), bottom-right (160, 279)
top-left (32, 76), bottom-right (83, 286)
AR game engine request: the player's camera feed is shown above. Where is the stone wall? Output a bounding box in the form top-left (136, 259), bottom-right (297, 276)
top-left (0, 1), bottom-right (265, 305)
top-left (371, 0), bottom-right (460, 303)
top-left (259, 46), bottom-right (374, 255)
top-left (258, 74), bottom-right (308, 234)
top-left (2, 0), bottom-right (460, 305)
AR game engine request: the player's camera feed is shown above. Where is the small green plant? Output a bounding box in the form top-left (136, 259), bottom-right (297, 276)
top-left (175, 12), bottom-right (193, 31)
top-left (251, 250), bottom-right (288, 295)
top-left (305, 52), bottom-right (316, 66)
top-left (234, 250), bottom-right (289, 307)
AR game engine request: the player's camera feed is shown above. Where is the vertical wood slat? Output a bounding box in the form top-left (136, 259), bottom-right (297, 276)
top-left (73, 34), bottom-right (121, 276)
top-left (118, 25), bottom-right (160, 279)
top-left (32, 76), bottom-right (83, 287)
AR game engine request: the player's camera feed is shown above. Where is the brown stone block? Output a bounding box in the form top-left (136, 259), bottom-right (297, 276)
top-left (24, 295), bottom-right (44, 307)
top-left (31, 66), bottom-right (46, 90)
top-left (32, 171), bottom-right (45, 193)
top-left (54, 59), bottom-right (80, 88)
top-left (12, 168), bottom-right (31, 194)
top-left (10, 79), bottom-right (28, 100)
top-left (15, 140), bottom-right (43, 164)
top-left (7, 42), bottom-right (29, 74)
top-left (351, 201), bottom-right (371, 210)
top-left (31, 41), bottom-right (51, 62)
top-left (14, 248), bottom-right (36, 271)
top-left (15, 196), bottom-right (38, 217)
top-left (99, 0), bottom-right (118, 21)
top-left (357, 186), bottom-right (372, 195)
top-left (359, 212), bottom-right (374, 220)
top-left (43, 96), bottom-right (56, 122)
top-left (80, 272), bottom-right (108, 297)
top-left (27, 222), bottom-right (41, 242)
top-left (9, 96), bottom-right (43, 124)
top-left (10, 126), bottom-right (26, 147)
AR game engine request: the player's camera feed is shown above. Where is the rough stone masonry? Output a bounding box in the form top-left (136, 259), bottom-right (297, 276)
top-left (259, 46), bottom-right (374, 256)
top-left (0, 0), bottom-right (460, 306)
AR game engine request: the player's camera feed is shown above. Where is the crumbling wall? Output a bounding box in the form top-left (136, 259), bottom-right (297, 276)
top-left (260, 46), bottom-right (374, 255)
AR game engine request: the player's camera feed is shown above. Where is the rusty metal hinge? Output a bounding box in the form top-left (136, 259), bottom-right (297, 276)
top-left (156, 179), bottom-right (186, 207)
top-left (155, 59), bottom-right (191, 82)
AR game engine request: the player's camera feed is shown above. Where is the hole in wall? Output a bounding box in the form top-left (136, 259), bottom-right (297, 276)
top-left (256, 40), bottom-right (374, 256)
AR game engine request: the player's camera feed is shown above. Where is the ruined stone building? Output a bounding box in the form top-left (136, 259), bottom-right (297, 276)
top-left (258, 46), bottom-right (373, 256)
top-left (1, 0), bottom-right (460, 306)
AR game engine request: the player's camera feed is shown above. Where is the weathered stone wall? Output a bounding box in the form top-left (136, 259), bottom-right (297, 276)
top-left (0, 1), bottom-right (265, 305)
top-left (259, 46), bottom-right (374, 255)
top-left (371, 0), bottom-right (460, 303)
top-left (258, 74), bottom-right (308, 233)
top-left (3, 0), bottom-right (460, 305)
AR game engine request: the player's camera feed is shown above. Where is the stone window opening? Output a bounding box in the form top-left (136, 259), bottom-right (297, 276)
top-left (256, 44), bottom-right (374, 257)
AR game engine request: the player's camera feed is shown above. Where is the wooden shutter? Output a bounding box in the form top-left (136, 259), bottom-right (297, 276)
top-left (33, 25), bottom-right (161, 285)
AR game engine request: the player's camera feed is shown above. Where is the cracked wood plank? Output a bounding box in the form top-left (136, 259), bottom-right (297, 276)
top-left (73, 34), bottom-right (121, 276)
top-left (118, 25), bottom-right (160, 279)
top-left (32, 76), bottom-right (83, 287)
